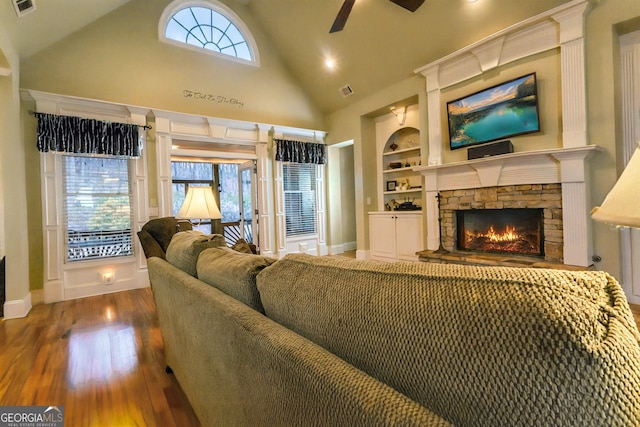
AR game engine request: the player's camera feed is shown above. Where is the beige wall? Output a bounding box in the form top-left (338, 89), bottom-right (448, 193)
top-left (19, 0), bottom-right (322, 130)
top-left (326, 1), bottom-right (640, 279)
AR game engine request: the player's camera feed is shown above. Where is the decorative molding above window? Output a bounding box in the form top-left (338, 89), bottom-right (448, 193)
top-left (159, 0), bottom-right (259, 66)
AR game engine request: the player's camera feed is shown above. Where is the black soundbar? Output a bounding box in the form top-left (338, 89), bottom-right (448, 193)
top-left (467, 140), bottom-right (513, 160)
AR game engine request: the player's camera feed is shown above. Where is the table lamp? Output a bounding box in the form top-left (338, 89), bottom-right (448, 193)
top-left (176, 186), bottom-right (222, 227)
top-left (592, 144), bottom-right (640, 228)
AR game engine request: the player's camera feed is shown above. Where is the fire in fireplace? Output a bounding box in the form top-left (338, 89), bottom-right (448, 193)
top-left (456, 209), bottom-right (544, 257)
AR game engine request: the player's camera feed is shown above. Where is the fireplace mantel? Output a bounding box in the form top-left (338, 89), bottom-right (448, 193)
top-left (414, 145), bottom-right (602, 267)
top-left (413, 145), bottom-right (601, 191)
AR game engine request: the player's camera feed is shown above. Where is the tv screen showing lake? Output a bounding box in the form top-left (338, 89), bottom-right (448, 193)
top-left (447, 74), bottom-right (540, 150)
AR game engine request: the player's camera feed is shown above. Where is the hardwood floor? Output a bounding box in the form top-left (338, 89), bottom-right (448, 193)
top-left (0, 288), bottom-right (200, 427)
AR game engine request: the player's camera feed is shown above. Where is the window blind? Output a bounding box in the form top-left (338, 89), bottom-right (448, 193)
top-left (63, 156), bottom-right (134, 261)
top-left (283, 163), bottom-right (317, 236)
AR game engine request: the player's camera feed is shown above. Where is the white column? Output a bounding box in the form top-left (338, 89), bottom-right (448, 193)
top-left (129, 109), bottom-right (150, 271)
top-left (316, 163), bottom-right (328, 256)
top-left (255, 140), bottom-right (274, 257)
top-left (552, 2), bottom-right (590, 148)
top-left (423, 65), bottom-right (443, 166)
top-left (423, 171), bottom-right (440, 250)
top-left (552, 150), bottom-right (594, 267)
top-left (154, 117), bottom-right (174, 217)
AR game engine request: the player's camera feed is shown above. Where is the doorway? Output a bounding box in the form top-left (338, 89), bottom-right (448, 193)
top-left (171, 159), bottom-right (259, 251)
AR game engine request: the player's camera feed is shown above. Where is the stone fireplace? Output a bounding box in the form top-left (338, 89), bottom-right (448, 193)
top-left (439, 184), bottom-right (562, 263)
top-left (415, 147), bottom-right (600, 268)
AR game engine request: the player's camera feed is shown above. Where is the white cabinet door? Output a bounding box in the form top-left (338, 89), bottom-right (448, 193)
top-left (369, 214), bottom-right (397, 260)
top-left (395, 214), bottom-right (423, 261)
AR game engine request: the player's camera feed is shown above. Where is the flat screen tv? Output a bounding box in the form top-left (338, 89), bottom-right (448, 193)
top-left (447, 72), bottom-right (540, 150)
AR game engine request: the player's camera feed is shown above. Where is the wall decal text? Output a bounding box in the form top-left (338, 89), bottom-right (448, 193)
top-left (183, 90), bottom-right (245, 108)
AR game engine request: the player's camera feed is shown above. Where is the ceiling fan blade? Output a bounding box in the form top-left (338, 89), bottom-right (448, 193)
top-left (330, 0), bottom-right (356, 33)
top-left (389, 0), bottom-right (425, 13)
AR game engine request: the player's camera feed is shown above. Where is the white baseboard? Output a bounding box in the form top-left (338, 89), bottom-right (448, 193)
top-left (3, 292), bottom-right (32, 319)
top-left (343, 241), bottom-right (357, 252)
top-left (44, 280), bottom-right (64, 303)
top-left (328, 242), bottom-right (357, 255)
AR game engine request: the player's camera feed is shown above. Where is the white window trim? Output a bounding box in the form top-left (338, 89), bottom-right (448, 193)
top-left (158, 0), bottom-right (260, 67)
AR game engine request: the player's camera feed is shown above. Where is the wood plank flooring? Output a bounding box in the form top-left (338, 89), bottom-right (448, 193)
top-left (0, 288), bottom-right (200, 427)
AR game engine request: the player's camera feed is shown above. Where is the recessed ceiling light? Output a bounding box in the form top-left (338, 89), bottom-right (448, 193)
top-left (325, 58), bottom-right (336, 70)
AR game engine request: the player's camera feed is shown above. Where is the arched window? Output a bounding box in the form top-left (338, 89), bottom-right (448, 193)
top-left (159, 0), bottom-right (259, 66)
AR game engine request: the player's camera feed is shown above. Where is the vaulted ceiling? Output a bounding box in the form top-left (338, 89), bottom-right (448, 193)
top-left (1, 0), bottom-right (572, 114)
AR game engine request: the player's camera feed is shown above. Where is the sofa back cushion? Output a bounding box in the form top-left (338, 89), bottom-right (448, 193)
top-left (197, 247), bottom-right (275, 313)
top-left (165, 230), bottom-right (226, 276)
top-left (256, 254), bottom-right (640, 427)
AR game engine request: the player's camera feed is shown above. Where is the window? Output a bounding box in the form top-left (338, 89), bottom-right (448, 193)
top-left (171, 161), bottom-right (215, 233)
top-left (160, 0), bottom-right (259, 65)
top-left (64, 156), bottom-right (133, 262)
top-left (283, 163), bottom-right (317, 237)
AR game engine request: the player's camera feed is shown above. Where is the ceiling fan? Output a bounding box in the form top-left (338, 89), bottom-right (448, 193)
top-left (330, 0), bottom-right (425, 33)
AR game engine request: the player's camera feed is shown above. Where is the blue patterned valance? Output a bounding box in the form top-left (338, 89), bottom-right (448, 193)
top-left (275, 139), bottom-right (326, 164)
top-left (35, 112), bottom-right (141, 158)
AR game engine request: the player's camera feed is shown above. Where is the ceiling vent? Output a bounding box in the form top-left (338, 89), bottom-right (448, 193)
top-left (339, 84), bottom-right (354, 98)
top-left (12, 0), bottom-right (36, 17)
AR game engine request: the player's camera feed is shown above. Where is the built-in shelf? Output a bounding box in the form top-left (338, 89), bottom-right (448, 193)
top-left (383, 166), bottom-right (419, 174)
top-left (383, 147), bottom-right (420, 156)
top-left (384, 188), bottom-right (422, 195)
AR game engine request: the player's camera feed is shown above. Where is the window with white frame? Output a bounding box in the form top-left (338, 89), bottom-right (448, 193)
top-left (160, 0), bottom-right (258, 65)
top-left (283, 163), bottom-right (317, 237)
top-left (63, 156), bottom-right (134, 262)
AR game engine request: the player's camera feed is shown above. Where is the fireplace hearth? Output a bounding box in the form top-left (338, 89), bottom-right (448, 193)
top-left (457, 209), bottom-right (544, 257)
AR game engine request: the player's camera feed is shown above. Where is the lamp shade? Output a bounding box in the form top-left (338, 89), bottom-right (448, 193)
top-left (591, 145), bottom-right (640, 228)
top-left (176, 186), bottom-right (222, 220)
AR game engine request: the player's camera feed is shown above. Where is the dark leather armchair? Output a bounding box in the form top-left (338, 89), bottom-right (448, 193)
top-left (137, 217), bottom-right (192, 259)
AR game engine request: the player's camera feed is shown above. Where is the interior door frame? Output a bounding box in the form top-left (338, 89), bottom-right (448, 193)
top-left (239, 160), bottom-right (259, 250)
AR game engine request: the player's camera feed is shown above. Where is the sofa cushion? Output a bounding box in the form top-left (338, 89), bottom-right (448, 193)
top-left (197, 247), bottom-right (275, 313)
top-left (166, 230), bottom-right (226, 276)
top-left (256, 254), bottom-right (640, 427)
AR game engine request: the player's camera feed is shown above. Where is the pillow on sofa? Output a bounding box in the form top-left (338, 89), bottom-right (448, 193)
top-left (197, 247), bottom-right (275, 313)
top-left (166, 230), bottom-right (226, 277)
top-left (231, 238), bottom-right (253, 254)
top-left (137, 229), bottom-right (166, 259)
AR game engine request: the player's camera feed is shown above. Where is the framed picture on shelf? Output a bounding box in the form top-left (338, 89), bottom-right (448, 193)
top-left (386, 180), bottom-right (397, 191)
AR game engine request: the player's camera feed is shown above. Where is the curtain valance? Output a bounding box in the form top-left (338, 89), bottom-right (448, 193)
top-left (35, 112), bottom-right (141, 158)
top-left (275, 139), bottom-right (326, 164)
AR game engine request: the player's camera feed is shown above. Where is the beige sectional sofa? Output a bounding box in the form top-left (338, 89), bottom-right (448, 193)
top-left (147, 231), bottom-right (640, 426)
